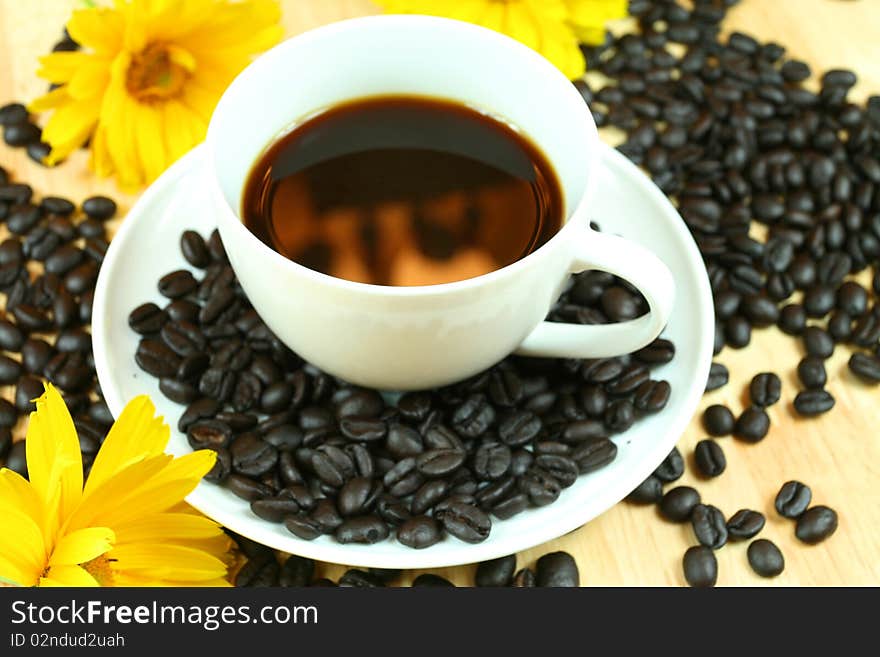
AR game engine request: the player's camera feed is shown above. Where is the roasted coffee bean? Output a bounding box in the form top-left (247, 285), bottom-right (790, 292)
top-left (474, 555), bottom-right (516, 587)
top-left (416, 449), bottom-right (466, 478)
top-left (749, 372), bottom-right (781, 407)
top-left (279, 555), bottom-right (315, 587)
top-left (775, 480), bottom-right (812, 518)
top-left (727, 509), bottom-right (766, 540)
top-left (251, 498), bottom-right (302, 523)
top-left (12, 304), bottom-right (51, 332)
top-left (21, 338), bottom-right (54, 375)
top-left (4, 441), bottom-right (27, 477)
top-left (262, 424), bottom-right (302, 452)
top-left (135, 339), bottom-right (180, 378)
top-left (283, 514), bottom-right (323, 540)
top-left (692, 504), bottom-right (728, 549)
top-left (397, 391), bottom-right (432, 422)
top-left (6, 203), bottom-right (41, 234)
top-left (530, 551), bottom-right (579, 587)
top-left (229, 433), bottom-right (278, 477)
top-left (180, 230), bottom-right (211, 268)
top-left (128, 302), bottom-right (167, 335)
top-left (338, 477), bottom-right (379, 516)
top-left (562, 418), bottom-right (606, 443)
top-left (797, 356), bottom-right (827, 390)
top-left (63, 262), bottom-right (99, 295)
top-left (795, 506), bottom-right (838, 544)
top-left (335, 516), bottom-right (389, 544)
top-left (778, 303), bottom-right (807, 335)
top-left (473, 441), bottom-right (512, 481)
top-left (803, 284), bottom-right (836, 318)
top-left (186, 419), bottom-right (232, 451)
top-left (15, 375), bottom-right (44, 413)
top-left (177, 398), bottom-right (220, 433)
top-left (632, 379), bottom-right (671, 413)
top-left (694, 440), bottom-right (726, 478)
top-left (54, 329), bottom-right (91, 354)
top-left (660, 486), bottom-right (701, 523)
top-left (683, 546), bottom-right (717, 588)
top-left (0, 355), bottom-right (22, 385)
top-left (498, 410), bottom-right (542, 446)
top-left (734, 406), bottom-right (770, 442)
top-left (160, 321), bottom-right (205, 357)
top-left (336, 389), bottom-right (384, 419)
top-left (634, 338), bottom-right (676, 364)
top-left (0, 103), bottom-right (28, 126)
top-left (569, 438), bottom-right (616, 474)
top-left (0, 319), bottom-right (24, 352)
top-left (703, 404), bottom-right (735, 436)
top-left (793, 389), bottom-right (835, 416)
top-left (207, 229), bottom-right (227, 262)
top-left (724, 315), bottom-right (751, 348)
top-left (452, 393), bottom-right (495, 438)
top-left (488, 368), bottom-right (524, 407)
top-left (0, 398), bottom-right (17, 427)
top-left (158, 270), bottom-right (198, 299)
top-left (706, 362), bottom-right (729, 391)
top-left (654, 447), bottom-right (685, 482)
top-left (748, 539), bottom-right (785, 577)
top-left (852, 312), bottom-right (880, 347)
top-left (412, 574), bottom-right (454, 587)
top-left (604, 398), bottom-right (635, 433)
top-left (159, 378), bottom-right (198, 404)
top-left (802, 326), bottom-right (835, 358)
top-left (338, 569), bottom-right (385, 588)
top-left (82, 195), bottom-right (117, 220)
top-left (627, 475), bottom-right (663, 504)
top-left (491, 492), bottom-right (528, 520)
top-left (396, 516), bottom-right (442, 549)
top-left (340, 417), bottom-right (386, 442)
top-left (849, 352), bottom-right (880, 383)
top-left (518, 468), bottom-right (561, 506)
top-left (198, 367), bottom-right (235, 402)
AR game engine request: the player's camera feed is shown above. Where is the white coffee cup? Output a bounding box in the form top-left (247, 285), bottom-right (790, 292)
top-left (208, 15), bottom-right (675, 390)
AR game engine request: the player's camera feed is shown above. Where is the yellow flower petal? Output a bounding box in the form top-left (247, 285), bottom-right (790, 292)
top-left (67, 58), bottom-right (112, 100)
top-left (161, 100), bottom-right (202, 164)
top-left (28, 86), bottom-right (70, 113)
top-left (112, 513), bottom-right (225, 544)
top-left (40, 566), bottom-right (100, 587)
top-left (0, 508), bottom-right (47, 587)
top-left (133, 103), bottom-right (169, 184)
top-left (67, 7), bottom-right (126, 54)
top-left (566, 0), bottom-right (628, 44)
top-left (25, 385), bottom-right (83, 544)
top-left (48, 527), bottom-right (115, 568)
top-left (0, 468), bottom-right (43, 526)
top-left (37, 51), bottom-right (90, 84)
top-left (109, 544), bottom-right (229, 581)
top-left (84, 395), bottom-right (168, 497)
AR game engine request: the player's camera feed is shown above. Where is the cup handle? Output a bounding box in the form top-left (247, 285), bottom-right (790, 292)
top-left (517, 224), bottom-right (675, 359)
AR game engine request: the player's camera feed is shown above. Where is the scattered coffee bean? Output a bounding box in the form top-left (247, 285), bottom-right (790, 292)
top-left (734, 406), bottom-right (770, 442)
top-left (682, 545), bottom-right (717, 588)
top-left (691, 504), bottom-right (728, 549)
top-left (475, 555), bottom-right (517, 587)
top-left (795, 506), bottom-right (838, 544)
top-left (694, 439), bottom-right (726, 478)
top-left (848, 352), bottom-right (880, 383)
top-left (706, 362), bottom-right (729, 391)
top-left (747, 539), bottom-right (785, 577)
top-left (535, 551), bottom-right (579, 587)
top-left (626, 475), bottom-right (663, 504)
top-left (793, 389), bottom-right (835, 416)
top-left (749, 372), bottom-right (781, 407)
top-left (660, 486), bottom-right (701, 522)
top-left (775, 481), bottom-right (812, 519)
top-left (702, 404), bottom-right (734, 436)
top-left (797, 356), bottom-right (827, 389)
top-left (726, 509), bottom-right (766, 540)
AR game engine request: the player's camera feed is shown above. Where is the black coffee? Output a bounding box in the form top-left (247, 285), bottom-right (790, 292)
top-left (242, 96), bottom-right (563, 286)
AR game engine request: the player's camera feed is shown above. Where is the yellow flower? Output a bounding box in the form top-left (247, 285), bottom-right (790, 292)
top-left (0, 385), bottom-right (232, 587)
top-left (376, 0), bottom-right (627, 79)
top-left (29, 0), bottom-right (283, 188)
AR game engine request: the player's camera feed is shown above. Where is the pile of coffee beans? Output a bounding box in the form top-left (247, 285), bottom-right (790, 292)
top-left (0, 30), bottom-right (79, 166)
top-left (131, 228), bottom-right (675, 548)
top-left (231, 531), bottom-right (579, 587)
top-left (0, 163), bottom-right (117, 478)
top-left (592, 0), bottom-right (859, 585)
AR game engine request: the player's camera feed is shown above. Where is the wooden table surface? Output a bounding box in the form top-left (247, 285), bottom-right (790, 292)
top-left (1, 0), bottom-right (878, 586)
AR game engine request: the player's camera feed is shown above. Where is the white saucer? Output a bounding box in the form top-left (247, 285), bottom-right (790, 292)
top-left (93, 143), bottom-right (713, 569)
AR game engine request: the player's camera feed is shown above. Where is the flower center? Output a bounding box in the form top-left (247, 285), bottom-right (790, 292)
top-left (126, 42), bottom-right (191, 103)
top-left (82, 555), bottom-right (117, 586)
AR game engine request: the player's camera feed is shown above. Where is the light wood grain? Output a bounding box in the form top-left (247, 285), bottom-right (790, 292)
top-left (1, 0), bottom-right (878, 586)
